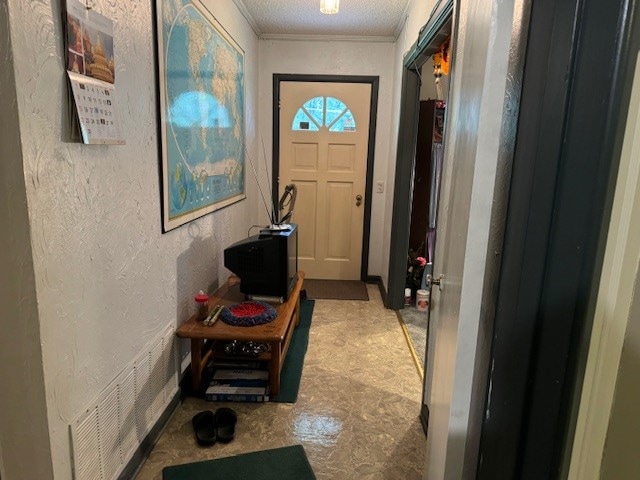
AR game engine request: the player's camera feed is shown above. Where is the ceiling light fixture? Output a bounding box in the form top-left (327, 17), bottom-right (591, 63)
top-left (320, 0), bottom-right (339, 15)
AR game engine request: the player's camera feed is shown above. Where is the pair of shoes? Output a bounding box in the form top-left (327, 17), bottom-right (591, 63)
top-left (191, 408), bottom-right (237, 446)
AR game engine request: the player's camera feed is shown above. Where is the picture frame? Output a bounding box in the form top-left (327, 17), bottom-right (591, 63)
top-left (154, 0), bottom-right (246, 232)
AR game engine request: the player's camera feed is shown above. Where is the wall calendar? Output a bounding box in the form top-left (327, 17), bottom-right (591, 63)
top-left (64, 0), bottom-right (124, 144)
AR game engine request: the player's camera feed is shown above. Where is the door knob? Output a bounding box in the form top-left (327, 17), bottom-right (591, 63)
top-left (426, 274), bottom-right (444, 290)
top-left (356, 194), bottom-right (363, 206)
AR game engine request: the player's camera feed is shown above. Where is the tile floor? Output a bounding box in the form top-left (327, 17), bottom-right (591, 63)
top-left (398, 305), bottom-right (429, 366)
top-left (135, 284), bottom-right (426, 480)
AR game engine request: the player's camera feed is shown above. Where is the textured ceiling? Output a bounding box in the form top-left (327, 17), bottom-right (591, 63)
top-left (234, 0), bottom-right (412, 38)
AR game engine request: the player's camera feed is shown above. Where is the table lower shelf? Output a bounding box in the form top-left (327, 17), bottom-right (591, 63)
top-left (180, 273), bottom-right (304, 397)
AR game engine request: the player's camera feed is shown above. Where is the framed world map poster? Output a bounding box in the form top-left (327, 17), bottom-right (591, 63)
top-left (155, 0), bottom-right (245, 232)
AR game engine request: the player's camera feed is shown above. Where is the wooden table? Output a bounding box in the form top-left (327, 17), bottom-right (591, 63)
top-left (177, 272), bottom-right (305, 396)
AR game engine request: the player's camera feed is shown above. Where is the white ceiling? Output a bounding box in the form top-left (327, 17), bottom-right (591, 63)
top-left (233, 0), bottom-right (412, 39)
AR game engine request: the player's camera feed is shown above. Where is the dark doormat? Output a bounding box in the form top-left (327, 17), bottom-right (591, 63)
top-left (303, 279), bottom-right (369, 300)
top-left (162, 445), bottom-right (316, 480)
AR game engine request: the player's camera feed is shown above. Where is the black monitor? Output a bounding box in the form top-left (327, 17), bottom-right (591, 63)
top-left (223, 224), bottom-right (298, 301)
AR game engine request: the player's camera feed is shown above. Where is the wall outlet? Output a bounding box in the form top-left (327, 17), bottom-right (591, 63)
top-left (376, 181), bottom-right (384, 193)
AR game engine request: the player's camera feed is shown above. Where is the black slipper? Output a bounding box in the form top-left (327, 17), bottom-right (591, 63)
top-left (215, 407), bottom-right (237, 443)
top-left (192, 410), bottom-right (216, 446)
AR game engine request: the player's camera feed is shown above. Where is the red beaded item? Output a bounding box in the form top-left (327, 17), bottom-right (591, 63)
top-left (220, 301), bottom-right (277, 326)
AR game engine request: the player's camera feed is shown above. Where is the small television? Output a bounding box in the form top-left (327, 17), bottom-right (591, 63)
top-left (224, 224), bottom-right (298, 301)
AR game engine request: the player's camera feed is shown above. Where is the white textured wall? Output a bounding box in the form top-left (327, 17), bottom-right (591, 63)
top-left (6, 0), bottom-right (258, 477)
top-left (258, 39), bottom-right (396, 278)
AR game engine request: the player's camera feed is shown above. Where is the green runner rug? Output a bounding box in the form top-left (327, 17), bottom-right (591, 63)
top-left (162, 445), bottom-right (316, 480)
top-left (270, 299), bottom-right (315, 402)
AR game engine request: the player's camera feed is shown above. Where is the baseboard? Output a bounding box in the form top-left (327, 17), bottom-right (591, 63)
top-left (118, 390), bottom-right (181, 480)
top-left (366, 275), bottom-right (387, 304)
top-left (420, 403), bottom-right (429, 438)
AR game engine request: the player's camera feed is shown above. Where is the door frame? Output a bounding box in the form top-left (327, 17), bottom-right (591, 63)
top-left (272, 74), bottom-right (379, 281)
top-left (476, 0), bottom-right (640, 478)
top-left (386, 3), bottom-right (453, 310)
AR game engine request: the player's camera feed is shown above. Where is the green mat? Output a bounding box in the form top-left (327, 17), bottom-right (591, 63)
top-left (162, 445), bottom-right (316, 480)
top-left (270, 299), bottom-right (315, 402)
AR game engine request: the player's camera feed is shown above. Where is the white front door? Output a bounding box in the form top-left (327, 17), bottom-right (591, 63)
top-left (279, 81), bottom-right (371, 280)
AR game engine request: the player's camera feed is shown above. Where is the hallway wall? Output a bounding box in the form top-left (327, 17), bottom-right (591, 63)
top-left (600, 264), bottom-right (640, 478)
top-left (569, 54), bottom-right (640, 480)
top-left (2, 0), bottom-right (259, 477)
top-left (0, 3), bottom-right (53, 479)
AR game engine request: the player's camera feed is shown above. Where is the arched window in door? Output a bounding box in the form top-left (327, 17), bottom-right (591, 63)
top-left (291, 96), bottom-right (356, 132)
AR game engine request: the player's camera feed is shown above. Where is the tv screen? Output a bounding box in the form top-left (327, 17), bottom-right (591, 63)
top-left (224, 224), bottom-right (298, 301)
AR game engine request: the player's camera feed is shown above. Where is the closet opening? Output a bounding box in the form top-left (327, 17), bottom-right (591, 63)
top-left (386, 1), bottom-right (453, 433)
top-left (387, 2), bottom-right (453, 311)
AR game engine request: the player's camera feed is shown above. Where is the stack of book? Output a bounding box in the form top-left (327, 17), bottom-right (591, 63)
top-left (205, 368), bottom-right (270, 402)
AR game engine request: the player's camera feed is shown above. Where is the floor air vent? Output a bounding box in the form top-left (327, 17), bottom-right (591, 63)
top-left (70, 324), bottom-right (178, 480)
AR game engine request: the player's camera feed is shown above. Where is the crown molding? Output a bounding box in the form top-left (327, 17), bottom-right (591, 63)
top-left (232, 0), bottom-right (262, 36)
top-left (259, 33), bottom-right (396, 43)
